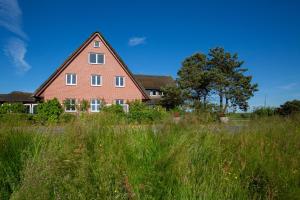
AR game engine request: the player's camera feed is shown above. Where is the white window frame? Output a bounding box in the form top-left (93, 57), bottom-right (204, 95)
top-left (91, 75), bottom-right (102, 86)
top-left (94, 41), bottom-right (100, 48)
top-left (115, 99), bottom-right (124, 105)
top-left (24, 104), bottom-right (31, 114)
top-left (115, 76), bottom-right (125, 87)
top-left (66, 73), bottom-right (77, 85)
top-left (32, 104), bottom-right (38, 114)
top-left (88, 53), bottom-right (105, 65)
top-left (90, 99), bottom-right (101, 112)
top-left (150, 90), bottom-right (159, 96)
top-left (65, 98), bottom-right (76, 112)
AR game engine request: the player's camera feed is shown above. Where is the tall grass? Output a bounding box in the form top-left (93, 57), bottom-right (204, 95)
top-left (0, 113), bottom-right (299, 199)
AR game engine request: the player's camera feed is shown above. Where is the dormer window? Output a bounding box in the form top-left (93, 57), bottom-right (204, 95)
top-left (94, 41), bottom-right (100, 48)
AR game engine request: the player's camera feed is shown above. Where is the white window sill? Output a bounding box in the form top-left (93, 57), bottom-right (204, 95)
top-left (65, 110), bottom-right (77, 113)
top-left (66, 84), bottom-right (77, 86)
top-left (115, 86), bottom-right (125, 88)
top-left (89, 63), bottom-right (104, 65)
top-left (91, 85), bottom-right (102, 87)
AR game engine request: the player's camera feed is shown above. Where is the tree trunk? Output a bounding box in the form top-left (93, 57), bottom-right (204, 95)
top-left (203, 95), bottom-right (207, 109)
top-left (219, 92), bottom-right (223, 112)
top-left (224, 97), bottom-right (229, 113)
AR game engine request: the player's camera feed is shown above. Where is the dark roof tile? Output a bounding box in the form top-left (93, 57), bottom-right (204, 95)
top-left (134, 74), bottom-right (175, 90)
top-left (0, 91), bottom-right (35, 103)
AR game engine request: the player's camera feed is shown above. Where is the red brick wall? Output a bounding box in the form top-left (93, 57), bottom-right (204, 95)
top-left (39, 35), bottom-right (145, 105)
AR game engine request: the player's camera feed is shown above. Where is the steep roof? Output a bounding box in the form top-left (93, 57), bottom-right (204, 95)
top-left (0, 91), bottom-right (35, 103)
top-left (34, 32), bottom-right (149, 100)
top-left (134, 74), bottom-right (175, 90)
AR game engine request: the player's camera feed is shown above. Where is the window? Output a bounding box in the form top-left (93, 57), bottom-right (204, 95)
top-left (32, 104), bottom-right (38, 114)
top-left (24, 104), bottom-right (31, 114)
top-left (91, 75), bottom-right (102, 86)
top-left (89, 53), bottom-right (104, 64)
top-left (94, 41), bottom-right (100, 48)
top-left (115, 99), bottom-right (124, 105)
top-left (115, 76), bottom-right (125, 87)
top-left (150, 90), bottom-right (159, 96)
top-left (90, 99), bottom-right (101, 112)
top-left (65, 99), bottom-right (76, 112)
top-left (66, 73), bottom-right (77, 85)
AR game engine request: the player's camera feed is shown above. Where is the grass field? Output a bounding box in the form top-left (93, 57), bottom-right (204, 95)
top-left (0, 113), bottom-right (300, 199)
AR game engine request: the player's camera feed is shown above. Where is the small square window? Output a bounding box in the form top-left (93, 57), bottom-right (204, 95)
top-left (65, 98), bottom-right (76, 112)
top-left (94, 41), bottom-right (100, 48)
top-left (115, 76), bottom-right (125, 87)
top-left (66, 73), bottom-right (77, 85)
top-left (91, 75), bottom-right (102, 86)
top-left (115, 99), bottom-right (124, 105)
top-left (90, 99), bottom-right (101, 112)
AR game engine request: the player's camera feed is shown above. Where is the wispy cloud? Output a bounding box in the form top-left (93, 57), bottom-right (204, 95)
top-left (0, 0), bottom-right (27, 39)
top-left (278, 82), bottom-right (297, 90)
top-left (0, 0), bottom-right (30, 73)
top-left (128, 37), bottom-right (146, 46)
top-left (4, 37), bottom-right (31, 73)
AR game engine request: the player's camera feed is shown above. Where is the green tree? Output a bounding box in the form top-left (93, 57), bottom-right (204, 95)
top-left (208, 47), bottom-right (258, 112)
top-left (160, 84), bottom-right (184, 110)
top-left (177, 53), bottom-right (213, 108)
top-left (276, 100), bottom-right (300, 115)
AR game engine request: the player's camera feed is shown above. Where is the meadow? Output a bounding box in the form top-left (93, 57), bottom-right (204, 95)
top-left (0, 113), bottom-right (299, 200)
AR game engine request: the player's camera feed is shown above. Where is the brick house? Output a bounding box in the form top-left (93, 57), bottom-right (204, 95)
top-left (0, 32), bottom-right (174, 113)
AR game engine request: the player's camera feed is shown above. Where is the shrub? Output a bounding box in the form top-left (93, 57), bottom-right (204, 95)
top-left (276, 100), bottom-right (300, 116)
top-left (252, 107), bottom-right (276, 118)
top-left (102, 104), bottom-right (125, 115)
top-left (34, 98), bottom-right (63, 124)
top-left (0, 103), bottom-right (10, 114)
top-left (10, 103), bottom-right (26, 113)
top-left (77, 99), bottom-right (89, 112)
top-left (128, 100), bottom-right (167, 123)
top-left (0, 103), bottom-right (26, 114)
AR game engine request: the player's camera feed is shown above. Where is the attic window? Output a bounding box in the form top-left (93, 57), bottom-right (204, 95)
top-left (89, 53), bottom-right (105, 64)
top-left (94, 41), bottom-right (100, 48)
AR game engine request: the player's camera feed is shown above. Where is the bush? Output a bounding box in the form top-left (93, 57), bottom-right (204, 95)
top-left (0, 103), bottom-right (10, 114)
top-left (252, 107), bottom-right (276, 118)
top-left (77, 99), bottom-right (89, 112)
top-left (128, 101), bottom-right (167, 123)
top-left (102, 104), bottom-right (125, 116)
top-left (0, 103), bottom-right (26, 114)
top-left (34, 98), bottom-right (63, 124)
top-left (276, 100), bottom-right (300, 116)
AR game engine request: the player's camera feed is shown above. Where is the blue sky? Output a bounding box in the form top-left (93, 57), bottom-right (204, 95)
top-left (0, 0), bottom-right (300, 108)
